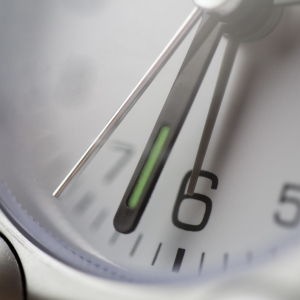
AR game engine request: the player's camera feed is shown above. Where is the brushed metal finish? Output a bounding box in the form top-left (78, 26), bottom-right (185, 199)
top-left (0, 235), bottom-right (24, 300)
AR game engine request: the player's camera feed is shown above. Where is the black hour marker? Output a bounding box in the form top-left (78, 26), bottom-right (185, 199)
top-left (89, 209), bottom-right (108, 232)
top-left (199, 252), bottom-right (205, 274)
top-left (130, 234), bottom-right (143, 257)
top-left (270, 248), bottom-right (277, 256)
top-left (151, 243), bottom-right (162, 266)
top-left (172, 248), bottom-right (185, 273)
top-left (109, 231), bottom-right (120, 245)
top-left (223, 253), bottom-right (228, 271)
top-left (74, 193), bottom-right (94, 215)
top-left (246, 251), bottom-right (253, 264)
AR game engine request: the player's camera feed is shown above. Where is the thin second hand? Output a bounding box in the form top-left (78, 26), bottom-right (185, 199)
top-left (53, 7), bottom-right (203, 198)
top-left (187, 38), bottom-right (239, 196)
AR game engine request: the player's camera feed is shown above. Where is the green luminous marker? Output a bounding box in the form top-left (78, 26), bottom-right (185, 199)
top-left (127, 126), bottom-right (170, 208)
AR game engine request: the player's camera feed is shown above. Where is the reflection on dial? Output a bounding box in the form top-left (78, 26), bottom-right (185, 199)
top-left (1, 0), bottom-right (300, 283)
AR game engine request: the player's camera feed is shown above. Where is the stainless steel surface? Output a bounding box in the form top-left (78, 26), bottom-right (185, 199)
top-left (53, 7), bottom-right (203, 198)
top-left (0, 235), bottom-right (24, 300)
top-left (1, 207), bottom-right (300, 299)
top-left (187, 38), bottom-right (238, 196)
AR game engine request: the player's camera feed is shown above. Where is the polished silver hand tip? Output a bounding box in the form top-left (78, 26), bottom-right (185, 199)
top-left (187, 38), bottom-right (239, 196)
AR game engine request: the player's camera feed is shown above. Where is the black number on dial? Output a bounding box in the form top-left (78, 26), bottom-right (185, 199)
top-left (274, 184), bottom-right (300, 228)
top-left (172, 170), bottom-right (218, 231)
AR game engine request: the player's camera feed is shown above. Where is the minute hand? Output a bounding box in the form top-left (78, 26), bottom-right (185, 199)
top-left (114, 16), bottom-right (225, 234)
top-left (187, 38), bottom-right (239, 196)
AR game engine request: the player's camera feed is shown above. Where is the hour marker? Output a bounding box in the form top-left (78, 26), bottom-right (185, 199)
top-left (151, 243), bottom-right (162, 266)
top-left (270, 248), bottom-right (277, 256)
top-left (223, 253), bottom-right (228, 271)
top-left (199, 252), bottom-right (205, 274)
top-left (172, 248), bottom-right (185, 273)
top-left (246, 251), bottom-right (253, 264)
top-left (109, 231), bottom-right (120, 245)
top-left (130, 234), bottom-right (143, 256)
top-left (74, 193), bottom-right (94, 215)
top-left (89, 209), bottom-right (109, 232)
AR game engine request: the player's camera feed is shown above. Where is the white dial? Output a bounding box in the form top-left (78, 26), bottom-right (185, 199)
top-left (1, 0), bottom-right (300, 287)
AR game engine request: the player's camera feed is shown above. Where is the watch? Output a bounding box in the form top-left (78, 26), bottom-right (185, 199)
top-left (1, 0), bottom-right (300, 299)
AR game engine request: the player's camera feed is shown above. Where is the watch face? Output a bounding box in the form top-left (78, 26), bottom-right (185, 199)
top-left (1, 0), bottom-right (300, 285)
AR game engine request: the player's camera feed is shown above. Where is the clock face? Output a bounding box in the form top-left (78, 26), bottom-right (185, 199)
top-left (1, 0), bottom-right (300, 284)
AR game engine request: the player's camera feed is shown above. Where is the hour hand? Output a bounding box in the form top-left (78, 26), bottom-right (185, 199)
top-left (114, 15), bottom-right (225, 234)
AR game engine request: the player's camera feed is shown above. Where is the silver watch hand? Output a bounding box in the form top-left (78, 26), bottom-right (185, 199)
top-left (187, 0), bottom-right (285, 196)
top-left (187, 38), bottom-right (239, 196)
top-left (53, 7), bottom-right (202, 198)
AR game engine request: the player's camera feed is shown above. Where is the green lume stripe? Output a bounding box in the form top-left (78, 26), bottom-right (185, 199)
top-left (127, 126), bottom-right (170, 208)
